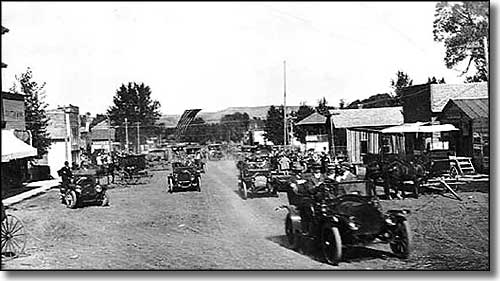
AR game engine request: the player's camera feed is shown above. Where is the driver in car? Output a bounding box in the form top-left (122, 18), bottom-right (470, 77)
top-left (291, 163), bottom-right (326, 235)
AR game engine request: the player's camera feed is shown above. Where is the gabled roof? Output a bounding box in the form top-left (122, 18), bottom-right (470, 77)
top-left (328, 106), bottom-right (403, 128)
top-left (91, 120), bottom-right (115, 141)
top-left (430, 82), bottom-right (488, 113)
top-left (296, 107), bottom-right (404, 128)
top-left (445, 97), bottom-right (489, 120)
top-left (295, 112), bottom-right (327, 126)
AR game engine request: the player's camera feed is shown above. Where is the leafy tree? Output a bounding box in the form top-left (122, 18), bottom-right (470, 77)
top-left (316, 97), bottom-right (329, 115)
top-left (220, 112), bottom-right (250, 143)
top-left (107, 82), bottom-right (161, 151)
top-left (346, 93), bottom-right (397, 109)
top-left (433, 1), bottom-right (488, 82)
top-left (426, 76), bottom-right (446, 84)
top-left (182, 117), bottom-right (207, 143)
top-left (9, 67), bottom-right (51, 157)
top-left (339, 99), bottom-right (346, 109)
top-left (264, 105), bottom-right (284, 145)
top-left (292, 103), bottom-right (315, 143)
top-left (390, 70), bottom-right (413, 105)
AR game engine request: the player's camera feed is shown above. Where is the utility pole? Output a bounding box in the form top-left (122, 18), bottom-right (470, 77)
top-left (107, 116), bottom-right (112, 153)
top-left (136, 122), bottom-right (140, 154)
top-left (64, 107), bottom-right (71, 163)
top-left (283, 60), bottom-right (287, 147)
top-left (484, 36), bottom-right (488, 79)
top-left (124, 118), bottom-right (129, 152)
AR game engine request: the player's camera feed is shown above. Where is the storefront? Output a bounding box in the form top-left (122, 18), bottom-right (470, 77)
top-left (1, 129), bottom-right (37, 189)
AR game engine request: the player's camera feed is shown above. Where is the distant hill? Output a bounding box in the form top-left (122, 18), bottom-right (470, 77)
top-left (158, 105), bottom-right (300, 127)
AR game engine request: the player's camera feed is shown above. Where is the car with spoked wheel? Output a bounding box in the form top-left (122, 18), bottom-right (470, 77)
top-left (280, 177), bottom-right (411, 265)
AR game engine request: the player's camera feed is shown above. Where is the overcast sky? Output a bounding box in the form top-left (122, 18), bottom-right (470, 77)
top-left (1, 2), bottom-right (487, 115)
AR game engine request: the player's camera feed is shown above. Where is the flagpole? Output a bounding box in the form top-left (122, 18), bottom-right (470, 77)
top-left (283, 60), bottom-right (287, 147)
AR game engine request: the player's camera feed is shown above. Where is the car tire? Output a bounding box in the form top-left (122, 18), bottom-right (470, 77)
top-left (390, 220), bottom-right (411, 259)
top-left (197, 176), bottom-right (202, 192)
top-left (321, 223), bottom-right (342, 265)
top-left (241, 181), bottom-right (248, 200)
top-left (65, 191), bottom-right (78, 209)
top-left (285, 215), bottom-right (299, 250)
top-left (167, 177), bottom-right (173, 193)
top-left (101, 193), bottom-right (109, 206)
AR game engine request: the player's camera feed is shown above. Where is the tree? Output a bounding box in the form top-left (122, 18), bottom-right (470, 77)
top-left (339, 99), bottom-right (346, 109)
top-left (316, 97), bottom-right (329, 115)
top-left (107, 82), bottom-right (161, 151)
top-left (264, 105), bottom-right (284, 145)
top-left (292, 103), bottom-right (315, 143)
top-left (390, 70), bottom-right (413, 105)
top-left (346, 93), bottom-right (396, 109)
top-left (220, 112), bottom-right (250, 143)
top-left (426, 76), bottom-right (446, 84)
top-left (433, 1), bottom-right (488, 82)
top-left (10, 67), bottom-right (51, 157)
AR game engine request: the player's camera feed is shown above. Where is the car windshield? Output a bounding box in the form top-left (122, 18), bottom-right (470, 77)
top-left (335, 180), bottom-right (373, 197)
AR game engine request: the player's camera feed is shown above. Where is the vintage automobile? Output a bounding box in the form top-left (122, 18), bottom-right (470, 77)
top-left (59, 170), bottom-right (110, 209)
top-left (282, 177), bottom-right (411, 265)
top-left (207, 143), bottom-right (224, 161)
top-left (167, 161), bottom-right (201, 193)
top-left (238, 157), bottom-right (277, 199)
top-left (117, 154), bottom-right (152, 184)
top-left (185, 145), bottom-right (206, 173)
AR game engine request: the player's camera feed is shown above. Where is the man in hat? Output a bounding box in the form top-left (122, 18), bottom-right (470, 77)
top-left (292, 163), bottom-right (326, 235)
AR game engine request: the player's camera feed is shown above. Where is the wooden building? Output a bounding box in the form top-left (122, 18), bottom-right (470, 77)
top-left (438, 97), bottom-right (489, 172)
top-left (296, 107), bottom-right (404, 163)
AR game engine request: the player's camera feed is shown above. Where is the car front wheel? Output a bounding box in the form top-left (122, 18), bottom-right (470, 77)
top-left (390, 220), bottom-right (411, 258)
top-left (65, 191), bottom-right (78, 209)
top-left (321, 223), bottom-right (342, 265)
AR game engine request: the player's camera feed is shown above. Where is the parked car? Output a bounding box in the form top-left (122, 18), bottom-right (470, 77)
top-left (282, 177), bottom-right (411, 265)
top-left (59, 170), bottom-right (109, 209)
top-left (167, 161), bottom-right (201, 193)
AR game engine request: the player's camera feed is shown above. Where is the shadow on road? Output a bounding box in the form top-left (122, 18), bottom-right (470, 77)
top-left (266, 234), bottom-right (398, 265)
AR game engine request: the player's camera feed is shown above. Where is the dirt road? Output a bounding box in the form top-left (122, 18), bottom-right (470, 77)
top-left (2, 160), bottom-right (489, 270)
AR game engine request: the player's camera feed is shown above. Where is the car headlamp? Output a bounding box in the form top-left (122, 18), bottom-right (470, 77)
top-left (95, 185), bottom-right (102, 193)
top-left (296, 179), bottom-right (306, 185)
top-left (385, 217), bottom-right (396, 226)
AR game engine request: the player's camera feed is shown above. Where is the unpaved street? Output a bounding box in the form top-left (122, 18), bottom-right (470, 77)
top-left (2, 160), bottom-right (489, 270)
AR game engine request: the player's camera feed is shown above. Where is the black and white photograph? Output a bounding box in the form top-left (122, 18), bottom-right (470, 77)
top-left (1, 1), bottom-right (490, 271)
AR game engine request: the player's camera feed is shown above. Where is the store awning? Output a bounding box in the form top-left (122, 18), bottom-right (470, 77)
top-left (381, 122), bottom-right (459, 134)
top-left (2, 130), bottom-right (37, 162)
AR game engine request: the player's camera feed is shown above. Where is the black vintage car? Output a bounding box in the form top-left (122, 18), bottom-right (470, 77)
top-left (238, 156), bottom-right (277, 199)
top-left (167, 161), bottom-right (201, 193)
top-left (59, 170), bottom-right (109, 209)
top-left (282, 177), bottom-right (411, 265)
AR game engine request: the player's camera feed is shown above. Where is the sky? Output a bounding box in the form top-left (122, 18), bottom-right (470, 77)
top-left (0, 1), bottom-right (488, 115)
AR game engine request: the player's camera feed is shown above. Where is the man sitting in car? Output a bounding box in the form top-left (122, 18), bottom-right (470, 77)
top-left (291, 163), bottom-right (326, 235)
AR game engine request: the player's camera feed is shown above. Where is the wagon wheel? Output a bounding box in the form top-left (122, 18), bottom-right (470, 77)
top-left (449, 166), bottom-right (459, 179)
top-left (65, 191), bottom-right (78, 209)
top-left (1, 214), bottom-right (27, 260)
top-left (390, 220), bottom-right (411, 259)
top-left (321, 223), bottom-right (342, 265)
top-left (167, 177), bottom-right (174, 193)
top-left (285, 215), bottom-right (299, 250)
top-left (241, 181), bottom-right (248, 200)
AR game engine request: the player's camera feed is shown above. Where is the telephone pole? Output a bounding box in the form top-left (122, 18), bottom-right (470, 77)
top-left (484, 36), bottom-right (488, 79)
top-left (283, 60), bottom-right (287, 146)
top-left (107, 116), bottom-right (112, 153)
top-left (136, 122), bottom-right (140, 154)
top-left (124, 118), bottom-right (129, 152)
